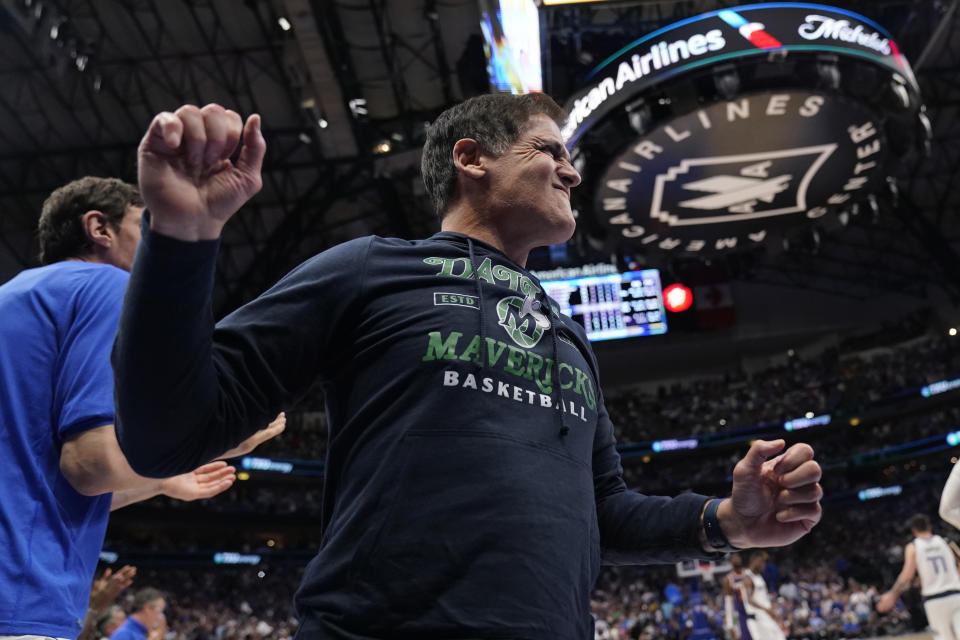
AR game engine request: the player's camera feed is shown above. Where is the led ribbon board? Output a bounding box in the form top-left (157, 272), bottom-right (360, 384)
top-left (562, 3), bottom-right (916, 145)
top-left (562, 3), bottom-right (923, 258)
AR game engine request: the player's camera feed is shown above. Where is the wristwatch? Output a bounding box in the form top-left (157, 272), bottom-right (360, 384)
top-left (702, 498), bottom-right (740, 553)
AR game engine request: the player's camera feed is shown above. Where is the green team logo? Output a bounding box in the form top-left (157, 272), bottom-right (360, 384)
top-left (496, 295), bottom-right (550, 348)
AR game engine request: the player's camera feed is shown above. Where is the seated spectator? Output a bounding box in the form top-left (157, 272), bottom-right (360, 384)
top-left (109, 588), bottom-right (166, 640)
top-left (95, 605), bottom-right (126, 639)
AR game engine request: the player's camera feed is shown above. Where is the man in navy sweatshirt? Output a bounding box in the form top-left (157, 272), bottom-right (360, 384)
top-left (113, 94), bottom-right (823, 638)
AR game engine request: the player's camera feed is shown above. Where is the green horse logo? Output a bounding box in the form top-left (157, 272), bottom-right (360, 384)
top-left (496, 295), bottom-right (550, 348)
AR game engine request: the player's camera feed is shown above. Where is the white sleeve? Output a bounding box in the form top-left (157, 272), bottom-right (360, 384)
top-left (939, 460), bottom-right (960, 530)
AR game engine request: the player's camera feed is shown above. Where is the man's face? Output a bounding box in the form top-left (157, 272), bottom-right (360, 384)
top-left (105, 609), bottom-right (126, 634)
top-left (142, 597), bottom-right (166, 627)
top-left (483, 113), bottom-right (582, 248)
top-left (108, 205), bottom-right (144, 272)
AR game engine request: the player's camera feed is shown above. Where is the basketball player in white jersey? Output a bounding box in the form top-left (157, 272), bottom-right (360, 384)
top-left (723, 554), bottom-right (752, 640)
top-left (877, 513), bottom-right (960, 639)
top-left (741, 551), bottom-right (787, 640)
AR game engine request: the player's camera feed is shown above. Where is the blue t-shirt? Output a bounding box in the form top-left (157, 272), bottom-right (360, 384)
top-left (108, 616), bottom-right (147, 640)
top-left (0, 261), bottom-right (128, 638)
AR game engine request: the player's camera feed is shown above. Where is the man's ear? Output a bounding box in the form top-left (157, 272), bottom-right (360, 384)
top-left (452, 138), bottom-right (487, 180)
top-left (79, 210), bottom-right (113, 249)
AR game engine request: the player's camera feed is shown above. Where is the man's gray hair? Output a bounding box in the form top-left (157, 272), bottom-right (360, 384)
top-left (421, 93), bottom-right (567, 217)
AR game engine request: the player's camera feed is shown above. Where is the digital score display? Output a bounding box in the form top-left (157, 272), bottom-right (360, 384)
top-left (542, 269), bottom-right (668, 341)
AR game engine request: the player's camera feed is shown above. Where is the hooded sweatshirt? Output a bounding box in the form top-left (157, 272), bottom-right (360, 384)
top-left (114, 223), bottom-right (718, 639)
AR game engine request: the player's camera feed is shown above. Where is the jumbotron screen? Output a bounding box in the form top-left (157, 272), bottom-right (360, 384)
top-left (541, 269), bottom-right (668, 341)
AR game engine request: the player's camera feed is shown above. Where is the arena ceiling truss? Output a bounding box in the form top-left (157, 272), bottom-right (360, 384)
top-left (0, 0), bottom-right (958, 315)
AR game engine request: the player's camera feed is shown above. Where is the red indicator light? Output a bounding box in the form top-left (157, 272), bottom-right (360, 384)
top-left (663, 283), bottom-right (693, 312)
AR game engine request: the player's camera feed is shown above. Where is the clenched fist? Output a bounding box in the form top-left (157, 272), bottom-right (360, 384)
top-left (138, 103), bottom-right (266, 241)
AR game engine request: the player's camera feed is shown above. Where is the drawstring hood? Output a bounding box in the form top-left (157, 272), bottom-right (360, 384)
top-left (550, 302), bottom-right (570, 437)
top-left (462, 234), bottom-right (572, 437)
top-left (467, 238), bottom-right (487, 374)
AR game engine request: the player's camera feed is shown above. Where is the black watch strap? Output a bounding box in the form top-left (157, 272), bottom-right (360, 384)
top-left (703, 498), bottom-right (740, 553)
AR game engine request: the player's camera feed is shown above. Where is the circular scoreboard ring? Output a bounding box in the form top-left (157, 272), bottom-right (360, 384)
top-left (563, 3), bottom-right (928, 260)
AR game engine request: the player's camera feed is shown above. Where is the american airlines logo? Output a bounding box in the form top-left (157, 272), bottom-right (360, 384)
top-left (650, 146), bottom-right (837, 227)
top-left (562, 29), bottom-right (726, 142)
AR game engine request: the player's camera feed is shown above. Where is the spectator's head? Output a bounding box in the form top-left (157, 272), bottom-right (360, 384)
top-left (750, 551), bottom-right (768, 572)
top-left (421, 94), bottom-right (580, 249)
top-left (130, 586), bottom-right (166, 629)
top-left (96, 603), bottom-right (126, 636)
top-left (908, 513), bottom-right (931, 535)
top-left (37, 176), bottom-right (143, 270)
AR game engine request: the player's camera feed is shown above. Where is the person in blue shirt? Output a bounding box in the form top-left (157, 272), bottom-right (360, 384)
top-left (0, 177), bottom-right (283, 640)
top-left (108, 588), bottom-right (165, 640)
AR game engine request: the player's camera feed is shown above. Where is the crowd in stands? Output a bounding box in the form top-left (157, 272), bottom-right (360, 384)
top-left (92, 324), bottom-right (959, 638)
top-left (620, 405), bottom-right (960, 497)
top-left (223, 330), bottom-right (957, 463)
top-left (604, 333), bottom-right (956, 444)
top-left (93, 483), bottom-right (953, 639)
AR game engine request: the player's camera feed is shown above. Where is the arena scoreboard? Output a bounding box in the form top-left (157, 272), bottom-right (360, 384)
top-left (541, 269), bottom-right (668, 341)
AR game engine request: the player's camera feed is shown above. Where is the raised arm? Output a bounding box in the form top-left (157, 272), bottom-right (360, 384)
top-left (940, 459), bottom-right (960, 530)
top-left (113, 104), bottom-right (268, 477)
top-left (115, 105), bottom-right (364, 478)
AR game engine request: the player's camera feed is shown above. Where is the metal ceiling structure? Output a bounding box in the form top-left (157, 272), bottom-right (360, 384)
top-left (0, 0), bottom-right (958, 317)
top-left (0, 0), bottom-right (475, 313)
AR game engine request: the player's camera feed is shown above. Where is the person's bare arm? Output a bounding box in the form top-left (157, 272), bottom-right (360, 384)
top-left (60, 423), bottom-right (151, 497)
top-left (61, 414), bottom-right (284, 508)
top-left (877, 542), bottom-right (917, 612)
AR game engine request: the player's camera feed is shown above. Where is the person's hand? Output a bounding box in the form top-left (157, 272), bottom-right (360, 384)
top-left (138, 103), bottom-right (266, 241)
top-left (718, 439), bottom-right (822, 548)
top-left (88, 565), bottom-right (137, 610)
top-left (159, 460), bottom-right (236, 501)
top-left (876, 591), bottom-right (897, 613)
top-left (217, 412), bottom-right (287, 460)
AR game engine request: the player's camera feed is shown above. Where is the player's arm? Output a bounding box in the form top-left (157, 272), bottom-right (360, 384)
top-left (940, 460), bottom-right (960, 530)
top-left (742, 576), bottom-right (757, 607)
top-left (742, 577), bottom-right (773, 618)
top-left (722, 576), bottom-right (736, 635)
top-left (877, 542), bottom-right (916, 612)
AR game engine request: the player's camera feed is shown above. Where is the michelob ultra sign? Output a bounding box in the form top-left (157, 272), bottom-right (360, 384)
top-left (562, 2), bottom-right (917, 146)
